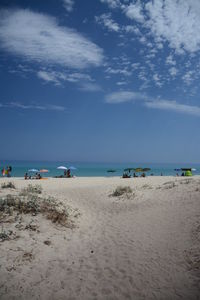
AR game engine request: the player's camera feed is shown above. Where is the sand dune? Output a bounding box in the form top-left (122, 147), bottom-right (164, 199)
top-left (0, 176), bottom-right (200, 299)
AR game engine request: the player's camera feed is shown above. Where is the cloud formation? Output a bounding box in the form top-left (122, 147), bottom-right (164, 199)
top-left (0, 102), bottom-right (66, 111)
top-left (105, 90), bottom-right (200, 117)
top-left (105, 91), bottom-right (146, 103)
top-left (145, 99), bottom-right (200, 117)
top-left (0, 9), bottom-right (103, 69)
top-left (100, 0), bottom-right (121, 9)
top-left (101, 0), bottom-right (200, 54)
top-left (95, 13), bottom-right (120, 32)
top-left (62, 0), bottom-right (74, 12)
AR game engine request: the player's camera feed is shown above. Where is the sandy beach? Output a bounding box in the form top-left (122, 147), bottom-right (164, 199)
top-left (0, 176), bottom-right (200, 300)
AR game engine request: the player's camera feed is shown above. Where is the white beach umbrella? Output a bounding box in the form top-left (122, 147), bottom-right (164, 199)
top-left (28, 169), bottom-right (39, 172)
top-left (57, 166), bottom-right (67, 170)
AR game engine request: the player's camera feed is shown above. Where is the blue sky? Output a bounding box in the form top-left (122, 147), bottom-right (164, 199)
top-left (0, 0), bottom-right (200, 163)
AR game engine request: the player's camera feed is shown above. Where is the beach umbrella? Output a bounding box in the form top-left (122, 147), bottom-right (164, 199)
top-left (142, 168), bottom-right (151, 172)
top-left (69, 166), bottom-right (77, 170)
top-left (134, 168), bottom-right (143, 172)
top-left (57, 166), bottom-right (67, 170)
top-left (39, 169), bottom-right (49, 173)
top-left (124, 168), bottom-right (134, 172)
top-left (192, 168), bottom-right (196, 171)
top-left (28, 169), bottom-right (39, 172)
top-left (107, 169), bottom-right (116, 173)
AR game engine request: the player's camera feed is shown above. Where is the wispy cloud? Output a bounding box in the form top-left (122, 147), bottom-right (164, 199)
top-left (102, 0), bottom-right (200, 54)
top-left (105, 89), bottom-right (200, 117)
top-left (37, 70), bottom-right (101, 91)
top-left (37, 71), bottom-right (61, 85)
top-left (62, 0), bottom-right (75, 12)
top-left (0, 102), bottom-right (66, 112)
top-left (105, 91), bottom-right (146, 103)
top-left (145, 99), bottom-right (200, 117)
top-left (105, 67), bottom-right (132, 76)
top-left (100, 0), bottom-right (122, 9)
top-left (95, 13), bottom-right (120, 32)
top-left (0, 8), bottom-right (104, 69)
top-left (124, 0), bottom-right (200, 54)
top-left (124, 2), bottom-right (145, 23)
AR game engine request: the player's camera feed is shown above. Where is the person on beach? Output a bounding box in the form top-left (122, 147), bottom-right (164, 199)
top-left (67, 169), bottom-right (71, 178)
top-left (1, 167), bottom-right (5, 177)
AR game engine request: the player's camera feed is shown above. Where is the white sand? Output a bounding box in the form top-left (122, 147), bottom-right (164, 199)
top-left (0, 176), bottom-right (200, 299)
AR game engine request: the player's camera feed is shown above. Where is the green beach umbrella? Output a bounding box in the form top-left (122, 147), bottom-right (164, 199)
top-left (134, 168), bottom-right (143, 172)
top-left (142, 168), bottom-right (151, 172)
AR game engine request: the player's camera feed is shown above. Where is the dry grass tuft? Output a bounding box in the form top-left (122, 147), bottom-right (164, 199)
top-left (1, 182), bottom-right (16, 189)
top-left (111, 186), bottom-right (132, 197)
top-left (20, 184), bottom-right (42, 195)
top-left (0, 184), bottom-right (75, 227)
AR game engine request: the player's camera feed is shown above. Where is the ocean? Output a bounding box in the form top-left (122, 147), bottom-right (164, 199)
top-left (0, 161), bottom-right (200, 177)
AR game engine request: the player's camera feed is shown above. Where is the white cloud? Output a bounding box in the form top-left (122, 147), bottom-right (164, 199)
top-left (0, 102), bottom-right (66, 111)
top-left (121, 0), bottom-right (200, 54)
top-left (169, 67), bottom-right (178, 77)
top-left (105, 66), bottom-right (132, 76)
top-left (145, 99), bottom-right (200, 117)
top-left (95, 13), bottom-right (120, 32)
top-left (105, 91), bottom-right (146, 103)
top-left (166, 54), bottom-right (176, 66)
top-left (37, 70), bottom-right (101, 91)
top-left (62, 0), bottom-right (74, 12)
top-left (100, 0), bottom-right (121, 9)
top-left (145, 0), bottom-right (200, 53)
top-left (182, 71), bottom-right (194, 85)
top-left (0, 8), bottom-right (103, 69)
top-left (153, 73), bottom-right (163, 87)
top-left (79, 82), bottom-right (102, 92)
top-left (37, 71), bottom-right (61, 85)
top-left (124, 2), bottom-right (145, 23)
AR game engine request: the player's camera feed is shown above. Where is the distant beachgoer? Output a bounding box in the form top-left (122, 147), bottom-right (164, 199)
top-left (176, 173), bottom-right (179, 176)
top-left (161, 173), bottom-right (163, 176)
top-left (36, 173), bottom-right (41, 179)
top-left (1, 168), bottom-right (5, 177)
top-left (133, 173), bottom-right (138, 177)
top-left (24, 172), bottom-right (28, 180)
top-left (67, 169), bottom-right (71, 178)
top-left (6, 166), bottom-right (11, 177)
top-left (181, 172), bottom-right (185, 176)
top-left (64, 170), bottom-right (67, 177)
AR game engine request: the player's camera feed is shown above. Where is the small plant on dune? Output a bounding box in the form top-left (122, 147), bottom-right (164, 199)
top-left (111, 186), bottom-right (132, 197)
top-left (20, 184), bottom-right (42, 196)
top-left (40, 196), bottom-right (70, 226)
top-left (1, 182), bottom-right (16, 189)
top-left (0, 192), bottom-right (74, 227)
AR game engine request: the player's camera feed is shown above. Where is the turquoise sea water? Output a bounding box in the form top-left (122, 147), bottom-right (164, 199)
top-left (0, 161), bottom-right (200, 177)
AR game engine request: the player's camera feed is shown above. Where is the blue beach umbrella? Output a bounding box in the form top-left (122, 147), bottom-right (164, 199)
top-left (69, 166), bottom-right (77, 170)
